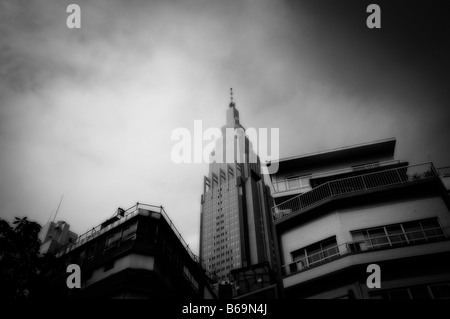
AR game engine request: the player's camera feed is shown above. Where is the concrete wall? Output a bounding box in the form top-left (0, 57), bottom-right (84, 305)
top-left (281, 213), bottom-right (340, 264)
top-left (305, 283), bottom-right (360, 299)
top-left (86, 254), bottom-right (155, 287)
top-left (280, 195), bottom-right (450, 265)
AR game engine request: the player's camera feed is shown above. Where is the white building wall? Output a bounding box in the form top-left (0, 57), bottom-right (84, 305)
top-left (338, 196), bottom-right (450, 243)
top-left (280, 195), bottom-right (450, 265)
top-left (280, 213), bottom-right (340, 264)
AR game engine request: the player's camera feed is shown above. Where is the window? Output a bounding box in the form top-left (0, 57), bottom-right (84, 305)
top-left (291, 237), bottom-right (339, 270)
top-left (284, 174), bottom-right (311, 190)
top-left (351, 218), bottom-right (445, 251)
top-left (421, 219), bottom-right (445, 238)
top-left (404, 219), bottom-right (445, 242)
top-left (388, 289), bottom-right (411, 299)
top-left (351, 161), bottom-right (380, 171)
top-left (286, 176), bottom-right (301, 189)
top-left (430, 284), bottom-right (450, 299)
top-left (104, 223), bottom-right (138, 253)
top-left (409, 286), bottom-right (431, 299)
top-left (370, 283), bottom-right (450, 299)
top-left (220, 169), bottom-right (226, 185)
top-left (122, 223), bottom-right (137, 241)
top-left (78, 250), bottom-right (86, 265)
top-left (105, 232), bottom-right (121, 251)
top-left (403, 221), bottom-right (425, 242)
top-left (385, 225), bottom-right (406, 245)
top-left (367, 228), bottom-right (390, 249)
top-left (228, 165), bottom-right (234, 178)
top-left (86, 244), bottom-right (96, 260)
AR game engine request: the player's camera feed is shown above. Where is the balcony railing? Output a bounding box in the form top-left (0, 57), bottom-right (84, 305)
top-left (272, 160), bottom-right (400, 194)
top-left (282, 226), bottom-right (450, 276)
top-left (272, 162), bottom-right (438, 221)
top-left (55, 203), bottom-right (199, 264)
top-left (438, 166), bottom-right (450, 177)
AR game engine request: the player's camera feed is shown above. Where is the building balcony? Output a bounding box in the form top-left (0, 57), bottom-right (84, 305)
top-left (272, 162), bottom-right (439, 222)
top-left (271, 160), bottom-right (400, 196)
top-left (281, 226), bottom-right (450, 288)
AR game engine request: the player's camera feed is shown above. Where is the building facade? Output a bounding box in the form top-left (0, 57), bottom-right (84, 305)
top-left (268, 138), bottom-right (450, 299)
top-left (49, 203), bottom-right (216, 299)
top-left (199, 91), bottom-right (276, 290)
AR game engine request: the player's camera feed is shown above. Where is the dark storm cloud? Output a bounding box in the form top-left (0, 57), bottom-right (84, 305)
top-left (242, 0), bottom-right (450, 164)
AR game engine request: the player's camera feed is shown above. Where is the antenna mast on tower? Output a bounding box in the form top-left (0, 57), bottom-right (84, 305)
top-left (52, 194), bottom-right (64, 223)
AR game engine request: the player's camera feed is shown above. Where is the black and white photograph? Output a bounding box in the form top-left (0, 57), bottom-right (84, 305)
top-left (1, 0), bottom-right (450, 308)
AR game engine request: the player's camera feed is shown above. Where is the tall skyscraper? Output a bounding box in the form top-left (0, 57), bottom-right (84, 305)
top-left (199, 89), bottom-right (275, 283)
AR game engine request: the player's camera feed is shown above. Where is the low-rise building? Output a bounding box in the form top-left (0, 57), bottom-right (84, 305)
top-left (268, 138), bottom-right (450, 299)
top-left (49, 203), bottom-right (216, 299)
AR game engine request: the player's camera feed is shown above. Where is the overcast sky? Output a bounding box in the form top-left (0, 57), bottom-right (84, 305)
top-left (1, 0), bottom-right (449, 255)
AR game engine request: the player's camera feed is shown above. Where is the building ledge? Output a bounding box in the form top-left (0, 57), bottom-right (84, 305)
top-left (282, 238), bottom-right (450, 289)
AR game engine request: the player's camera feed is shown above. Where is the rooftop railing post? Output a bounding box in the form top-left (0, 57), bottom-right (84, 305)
top-left (395, 167), bottom-right (402, 184)
top-left (430, 162), bottom-right (438, 177)
top-left (360, 176), bottom-right (367, 190)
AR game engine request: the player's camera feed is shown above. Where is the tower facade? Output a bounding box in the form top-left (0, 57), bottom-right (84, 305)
top-left (199, 90), bottom-right (275, 283)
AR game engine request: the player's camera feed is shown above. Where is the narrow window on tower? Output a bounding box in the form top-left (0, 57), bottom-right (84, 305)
top-left (220, 169), bottom-right (226, 186)
top-left (228, 165), bottom-right (234, 177)
top-left (205, 177), bottom-right (211, 193)
top-left (212, 173), bottom-right (218, 189)
top-left (227, 165), bottom-right (234, 189)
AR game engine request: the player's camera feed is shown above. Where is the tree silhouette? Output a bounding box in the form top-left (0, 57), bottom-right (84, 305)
top-left (0, 217), bottom-right (57, 298)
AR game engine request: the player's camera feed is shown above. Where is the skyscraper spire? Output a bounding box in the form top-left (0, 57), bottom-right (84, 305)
top-left (229, 87), bottom-right (236, 108)
top-left (225, 88), bottom-right (240, 128)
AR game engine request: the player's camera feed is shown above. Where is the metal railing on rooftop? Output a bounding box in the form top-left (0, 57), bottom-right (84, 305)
top-left (272, 159), bottom-right (400, 194)
top-left (438, 166), bottom-right (450, 177)
top-left (272, 162), bottom-right (438, 221)
top-left (282, 226), bottom-right (450, 276)
top-left (55, 203), bottom-right (201, 265)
